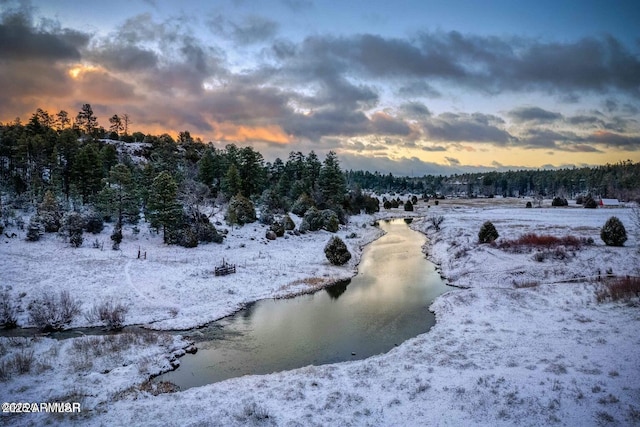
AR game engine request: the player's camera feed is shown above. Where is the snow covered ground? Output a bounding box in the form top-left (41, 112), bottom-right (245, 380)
top-left (2, 198), bottom-right (640, 426)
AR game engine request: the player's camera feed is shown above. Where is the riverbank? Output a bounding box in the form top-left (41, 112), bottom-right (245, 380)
top-left (3, 198), bottom-right (640, 425)
top-left (2, 212), bottom-right (383, 331)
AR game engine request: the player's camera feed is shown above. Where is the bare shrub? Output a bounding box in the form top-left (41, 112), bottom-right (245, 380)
top-left (595, 276), bottom-right (640, 302)
top-left (498, 233), bottom-right (585, 252)
top-left (28, 290), bottom-right (81, 331)
top-left (1, 290), bottom-right (18, 328)
top-left (11, 349), bottom-right (35, 374)
top-left (236, 402), bottom-right (272, 423)
top-left (428, 215), bottom-right (445, 232)
top-left (85, 299), bottom-right (129, 330)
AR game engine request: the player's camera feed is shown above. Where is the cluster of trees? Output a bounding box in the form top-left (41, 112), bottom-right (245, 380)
top-left (1, 106), bottom-right (381, 248)
top-left (346, 162), bottom-right (640, 201)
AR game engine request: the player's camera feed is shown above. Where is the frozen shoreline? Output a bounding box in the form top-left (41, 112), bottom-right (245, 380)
top-left (2, 198), bottom-right (640, 426)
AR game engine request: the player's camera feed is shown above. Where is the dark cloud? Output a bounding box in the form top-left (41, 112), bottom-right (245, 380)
top-left (587, 131), bottom-right (640, 150)
top-left (421, 145), bottom-right (447, 152)
top-left (519, 129), bottom-right (573, 149)
top-left (445, 156), bottom-right (460, 166)
top-left (397, 81), bottom-right (441, 98)
top-left (0, 6), bottom-right (89, 61)
top-left (87, 43), bottom-right (158, 72)
top-left (424, 113), bottom-right (513, 144)
top-left (281, 32), bottom-right (640, 97)
top-left (370, 113), bottom-right (412, 136)
top-left (508, 107), bottom-right (563, 123)
top-left (399, 102), bottom-right (432, 119)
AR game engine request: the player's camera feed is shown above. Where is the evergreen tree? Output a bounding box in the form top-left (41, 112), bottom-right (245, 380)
top-left (601, 216), bottom-right (627, 247)
top-left (318, 151), bottom-right (346, 209)
top-left (72, 144), bottom-right (103, 204)
top-left (197, 148), bottom-right (217, 189)
top-left (147, 172), bottom-right (182, 243)
top-left (97, 164), bottom-right (139, 227)
top-left (222, 164), bottom-right (242, 198)
top-left (238, 146), bottom-right (265, 197)
top-left (75, 104), bottom-right (98, 137)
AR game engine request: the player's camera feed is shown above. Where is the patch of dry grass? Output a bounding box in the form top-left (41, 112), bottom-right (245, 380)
top-left (595, 276), bottom-right (640, 303)
top-left (496, 233), bottom-right (590, 252)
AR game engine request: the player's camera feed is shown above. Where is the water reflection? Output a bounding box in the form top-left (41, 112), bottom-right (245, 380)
top-left (324, 279), bottom-right (351, 300)
top-left (157, 218), bottom-right (449, 389)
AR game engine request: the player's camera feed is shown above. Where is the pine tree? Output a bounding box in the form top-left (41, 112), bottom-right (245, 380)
top-left (97, 164), bottom-right (139, 228)
top-left (318, 151), bottom-right (346, 209)
top-left (72, 144), bottom-right (103, 204)
top-left (147, 172), bottom-right (182, 243)
top-left (75, 103), bottom-right (98, 137)
top-left (222, 164), bottom-right (242, 198)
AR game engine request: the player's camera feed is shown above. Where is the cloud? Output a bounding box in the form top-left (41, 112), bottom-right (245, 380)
top-left (370, 112), bottom-right (413, 136)
top-left (588, 131), bottom-right (640, 150)
top-left (424, 113), bottom-right (513, 144)
top-left (399, 102), bottom-right (432, 118)
top-left (445, 156), bottom-right (460, 166)
top-left (207, 14), bottom-right (278, 45)
top-left (0, 5), bottom-right (89, 61)
top-left (508, 106), bottom-right (563, 123)
top-left (421, 145), bottom-right (447, 152)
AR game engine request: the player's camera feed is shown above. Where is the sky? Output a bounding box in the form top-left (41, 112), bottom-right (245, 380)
top-left (1, 0), bottom-right (639, 175)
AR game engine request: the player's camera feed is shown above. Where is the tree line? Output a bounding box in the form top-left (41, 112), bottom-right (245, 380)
top-left (346, 161), bottom-right (640, 201)
top-left (1, 105), bottom-right (639, 248)
top-left (1, 106), bottom-right (386, 248)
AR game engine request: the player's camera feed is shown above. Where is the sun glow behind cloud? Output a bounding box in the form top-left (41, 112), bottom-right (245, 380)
top-left (68, 63), bottom-right (99, 79)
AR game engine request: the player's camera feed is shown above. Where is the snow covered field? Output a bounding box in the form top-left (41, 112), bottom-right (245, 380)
top-left (2, 198), bottom-right (640, 426)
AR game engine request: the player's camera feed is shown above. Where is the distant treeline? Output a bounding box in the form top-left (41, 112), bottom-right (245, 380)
top-left (346, 161), bottom-right (640, 201)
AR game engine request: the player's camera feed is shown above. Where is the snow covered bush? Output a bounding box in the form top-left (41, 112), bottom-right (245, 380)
top-left (38, 191), bottom-right (62, 232)
top-left (25, 216), bottom-right (44, 241)
top-left (478, 221), bottom-right (499, 243)
top-left (197, 222), bottom-right (224, 244)
top-left (1, 290), bottom-right (18, 328)
top-left (600, 216), bottom-right (627, 247)
top-left (291, 193), bottom-right (315, 216)
top-left (552, 197), bottom-right (568, 207)
top-left (526, 201), bottom-right (532, 208)
top-left (404, 200), bottom-right (414, 211)
top-left (166, 227), bottom-right (198, 248)
top-left (583, 195), bottom-right (598, 209)
top-left (324, 236), bottom-right (351, 265)
top-left (303, 207), bottom-right (323, 231)
top-left (85, 299), bottom-right (129, 330)
top-left (84, 212), bottom-right (104, 234)
top-left (63, 211), bottom-right (85, 248)
top-left (321, 209), bottom-right (339, 232)
top-left (226, 194), bottom-right (256, 225)
top-left (28, 290), bottom-right (81, 331)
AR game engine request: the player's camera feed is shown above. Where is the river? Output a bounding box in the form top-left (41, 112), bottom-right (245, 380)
top-left (156, 218), bottom-right (449, 389)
